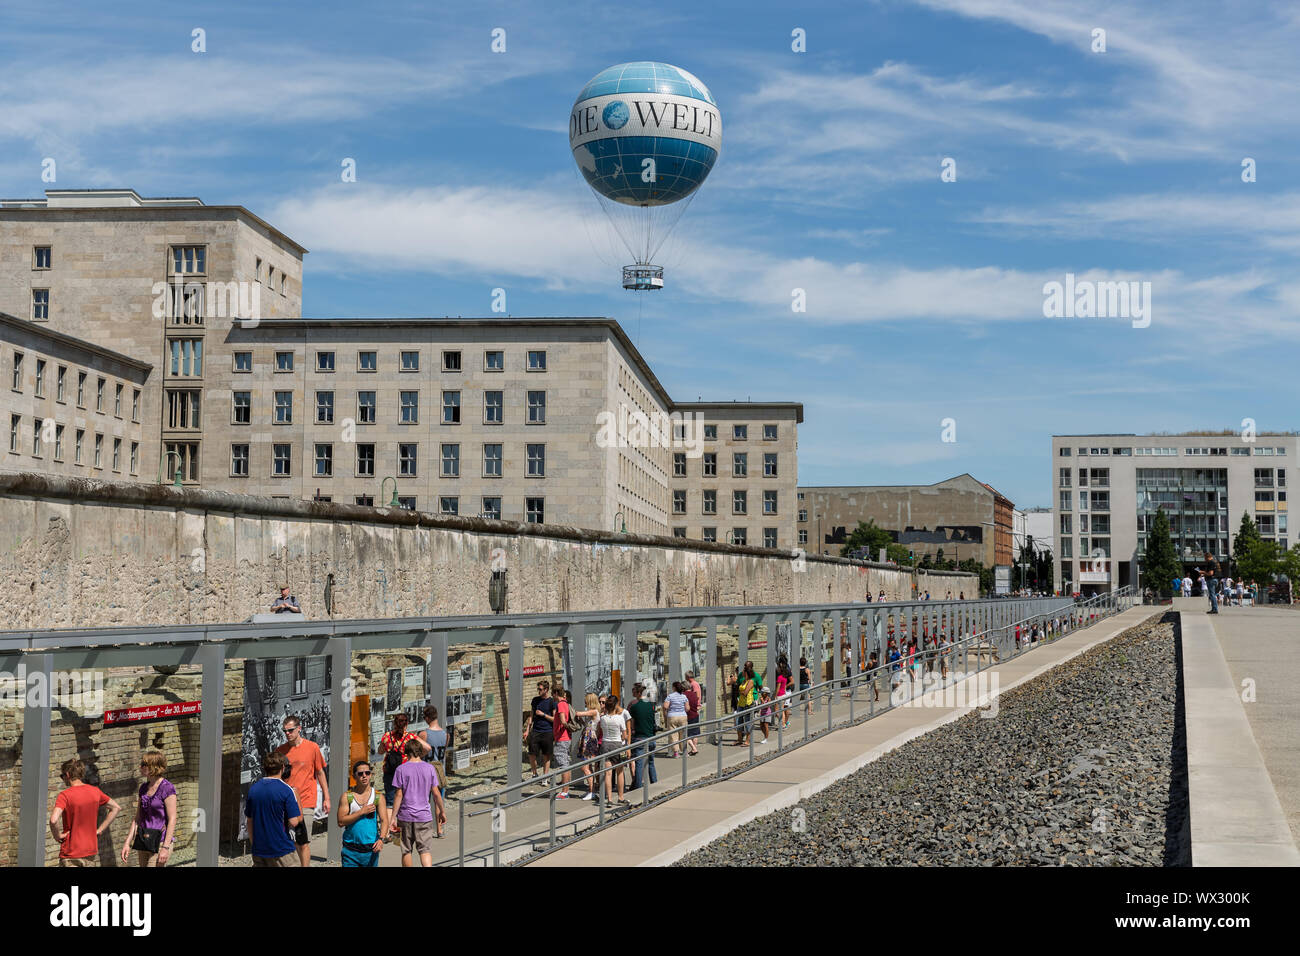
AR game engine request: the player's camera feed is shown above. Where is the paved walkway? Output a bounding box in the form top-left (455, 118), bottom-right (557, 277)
top-left (528, 605), bottom-right (1155, 867)
top-left (1176, 598), bottom-right (1300, 865)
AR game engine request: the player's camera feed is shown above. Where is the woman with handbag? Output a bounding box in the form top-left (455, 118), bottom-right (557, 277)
top-left (574, 692), bottom-right (602, 800)
top-left (121, 750), bottom-right (178, 867)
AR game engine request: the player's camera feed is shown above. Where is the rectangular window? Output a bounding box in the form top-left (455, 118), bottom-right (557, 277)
top-left (734, 425), bottom-right (748, 441)
top-left (112, 437), bottom-right (121, 472)
top-left (704, 424), bottom-right (717, 441)
top-left (231, 444), bottom-right (249, 476)
top-left (397, 497), bottom-right (416, 511)
top-left (673, 452), bottom-right (687, 477)
top-left (114, 383), bottom-right (123, 417)
top-left (32, 289), bottom-right (49, 320)
top-left (401, 351), bottom-right (420, 372)
top-left (1059, 447), bottom-right (1071, 456)
top-left (93, 434), bottom-right (102, 468)
top-left (798, 529), bottom-right (808, 545)
top-left (763, 424), bottom-right (778, 440)
top-left (527, 350), bottom-right (547, 371)
top-left (442, 390), bottom-right (461, 424)
top-left (171, 245), bottom-right (206, 275)
top-left (483, 443), bottom-right (502, 477)
top-left (272, 444), bottom-right (291, 476)
top-left (1060, 538), bottom-right (1072, 558)
top-left (164, 389), bottom-right (201, 429)
top-left (34, 359), bottom-right (45, 397)
top-left (527, 390), bottom-right (546, 424)
top-left (55, 366), bottom-right (66, 402)
top-left (1060, 514), bottom-right (1072, 535)
top-left (763, 490), bottom-right (778, 515)
top-left (527, 443), bottom-right (545, 477)
top-left (526, 497), bottom-right (545, 523)
top-left (315, 391), bottom-right (334, 424)
top-left (431, 496), bottom-right (455, 516)
top-left (316, 351), bottom-right (335, 372)
top-left (485, 350), bottom-right (504, 371)
top-left (442, 351), bottom-right (461, 372)
top-left (702, 452), bottom-right (717, 477)
top-left (53, 424), bottom-right (64, 461)
top-left (275, 351), bottom-right (293, 373)
top-left (703, 489), bottom-right (717, 515)
top-left (75, 370), bottom-right (85, 406)
top-left (359, 351), bottom-right (377, 372)
top-left (798, 509), bottom-right (807, 522)
top-left (482, 497), bottom-right (502, 520)
top-left (96, 378), bottom-right (105, 411)
top-left (441, 443), bottom-right (460, 477)
top-left (702, 527), bottom-right (717, 543)
top-left (733, 453), bottom-right (747, 478)
top-left (763, 453), bottom-right (778, 477)
top-left (234, 352), bottom-right (252, 373)
top-left (764, 528), bottom-right (778, 548)
top-left (673, 489), bottom-right (686, 514)
top-left (1059, 467), bottom-right (1071, 487)
top-left (358, 391), bottom-right (376, 424)
top-left (34, 246), bottom-right (51, 269)
top-left (733, 490), bottom-right (747, 514)
top-left (673, 527), bottom-right (687, 539)
top-left (484, 391), bottom-right (503, 424)
top-left (168, 339), bottom-right (203, 377)
top-left (355, 496), bottom-right (374, 507)
top-left (132, 389), bottom-right (140, 422)
top-left (399, 443), bottom-right (418, 477)
top-left (8, 414), bottom-right (18, 453)
top-left (164, 442), bottom-right (198, 481)
top-left (74, 428), bottom-right (83, 464)
top-left (315, 444), bottom-right (333, 477)
top-left (274, 391), bottom-right (293, 424)
top-left (400, 390), bottom-right (419, 424)
top-left (1059, 489), bottom-right (1071, 512)
top-left (130, 441), bottom-right (138, 474)
top-left (732, 528), bottom-right (747, 546)
top-left (356, 444), bottom-right (375, 477)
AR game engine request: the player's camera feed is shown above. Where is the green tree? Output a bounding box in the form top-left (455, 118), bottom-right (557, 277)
top-left (1233, 511), bottom-right (1261, 572)
top-left (840, 519), bottom-right (893, 559)
top-left (1142, 507), bottom-right (1180, 597)
top-left (1237, 536), bottom-right (1281, 586)
top-left (1279, 545), bottom-right (1300, 603)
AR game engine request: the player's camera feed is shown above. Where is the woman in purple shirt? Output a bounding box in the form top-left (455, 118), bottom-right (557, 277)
top-left (121, 750), bottom-right (178, 867)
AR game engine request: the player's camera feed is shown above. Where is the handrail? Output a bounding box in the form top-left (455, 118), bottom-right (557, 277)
top-left (458, 587), bottom-right (1137, 865)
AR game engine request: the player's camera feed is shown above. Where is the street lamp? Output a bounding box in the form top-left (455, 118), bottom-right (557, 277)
top-left (380, 476), bottom-right (400, 508)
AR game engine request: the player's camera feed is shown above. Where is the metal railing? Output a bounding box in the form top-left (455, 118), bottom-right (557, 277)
top-left (458, 586), bottom-right (1138, 865)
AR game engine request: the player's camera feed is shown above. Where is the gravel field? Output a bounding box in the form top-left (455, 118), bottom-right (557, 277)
top-left (678, 613), bottom-right (1189, 867)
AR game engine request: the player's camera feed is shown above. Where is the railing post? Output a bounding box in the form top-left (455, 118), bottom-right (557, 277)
top-left (18, 653), bottom-right (53, 868)
top-left (492, 793), bottom-right (501, 868)
top-left (196, 643), bottom-right (224, 868)
top-left (705, 618), bottom-right (718, 745)
top-left (458, 792), bottom-right (465, 866)
top-left (326, 635), bottom-right (351, 863)
top-left (507, 627), bottom-right (524, 792)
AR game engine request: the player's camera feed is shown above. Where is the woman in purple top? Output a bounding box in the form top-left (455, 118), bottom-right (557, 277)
top-left (121, 750), bottom-right (178, 867)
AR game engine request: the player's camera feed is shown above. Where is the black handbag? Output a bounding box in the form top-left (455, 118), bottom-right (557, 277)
top-left (132, 827), bottom-right (163, 854)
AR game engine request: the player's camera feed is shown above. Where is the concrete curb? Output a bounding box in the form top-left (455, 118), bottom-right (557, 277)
top-left (636, 607), bottom-right (1156, 867)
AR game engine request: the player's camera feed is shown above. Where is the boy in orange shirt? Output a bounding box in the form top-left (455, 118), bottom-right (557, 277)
top-left (275, 715), bottom-right (330, 866)
top-left (49, 758), bottom-right (120, 866)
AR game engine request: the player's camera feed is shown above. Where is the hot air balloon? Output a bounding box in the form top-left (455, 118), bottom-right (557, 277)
top-left (570, 61), bottom-right (722, 290)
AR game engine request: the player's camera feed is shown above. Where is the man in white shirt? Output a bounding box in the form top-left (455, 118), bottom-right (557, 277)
top-left (1182, 576), bottom-right (1192, 598)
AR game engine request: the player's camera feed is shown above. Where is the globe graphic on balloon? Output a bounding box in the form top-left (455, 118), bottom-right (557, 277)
top-left (570, 61), bottom-right (722, 207)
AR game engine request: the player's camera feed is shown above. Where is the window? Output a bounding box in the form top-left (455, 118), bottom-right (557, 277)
top-left (526, 497), bottom-right (545, 523)
top-left (733, 490), bottom-right (747, 514)
top-left (274, 391), bottom-right (292, 424)
top-left (400, 390), bottom-right (419, 424)
top-left (763, 453), bottom-right (778, 477)
top-left (1061, 538), bottom-right (1072, 558)
top-left (96, 378), bottom-right (105, 411)
top-left (164, 442), bottom-right (198, 481)
top-left (356, 444), bottom-right (375, 477)
top-left (357, 391), bottom-right (376, 424)
top-left (442, 351), bottom-right (461, 372)
top-left (94, 434), bottom-right (103, 468)
top-left (673, 452), bottom-right (687, 477)
top-left (315, 444), bottom-right (333, 477)
top-left (401, 351), bottom-right (419, 372)
top-left (734, 425), bottom-right (748, 440)
top-left (280, 273), bottom-right (286, 296)
top-left (1255, 468), bottom-right (1274, 487)
top-left (273, 444), bottom-right (291, 476)
top-left (731, 528), bottom-right (747, 546)
top-left (11, 352), bottom-right (22, 391)
top-left (399, 443), bottom-right (418, 477)
top-left (74, 428), bottom-right (83, 464)
top-left (527, 350), bottom-right (546, 371)
top-left (132, 389), bottom-right (140, 422)
top-left (76, 371), bottom-right (85, 406)
top-left (359, 351), bottom-right (377, 372)
top-left (441, 443), bottom-right (460, 477)
top-left (733, 453), bottom-right (747, 477)
top-left (234, 352), bottom-right (252, 373)
top-left (482, 497), bottom-right (502, 520)
top-left (703, 527), bottom-right (717, 543)
top-left (702, 452), bottom-right (717, 477)
top-left (1059, 490), bottom-right (1071, 512)
top-left (798, 509), bottom-right (807, 522)
top-left (315, 391), bottom-right (334, 424)
top-left (316, 351), bottom-right (335, 372)
top-left (763, 424), bottom-right (778, 441)
top-left (34, 246), bottom-right (51, 269)
top-left (32, 289), bottom-right (49, 320)
top-left (355, 495), bottom-right (374, 507)
top-left (673, 528), bottom-right (687, 538)
top-left (34, 360), bottom-right (45, 397)
top-left (527, 443), bottom-right (545, 477)
top-left (397, 497), bottom-right (416, 511)
top-left (703, 489), bottom-right (717, 515)
top-left (1060, 514), bottom-right (1072, 535)
top-left (763, 490), bottom-right (778, 515)
top-left (171, 245), bottom-right (206, 275)
top-left (1256, 490), bottom-right (1275, 504)
top-left (442, 391), bottom-right (461, 424)
top-left (1059, 467), bottom-right (1071, 487)
top-left (1059, 447), bottom-right (1071, 456)
top-left (527, 390), bottom-right (546, 424)
top-left (673, 490), bottom-right (686, 514)
top-left (275, 351), bottom-right (293, 373)
top-left (53, 424), bottom-right (64, 460)
top-left (704, 424), bottom-right (717, 441)
top-left (8, 414), bottom-right (17, 453)
top-left (484, 391), bottom-right (503, 424)
top-left (130, 441), bottom-right (138, 474)
top-left (798, 529), bottom-right (808, 545)
top-left (430, 496), bottom-right (455, 516)
top-left (483, 443), bottom-right (502, 477)
top-left (112, 438), bottom-right (121, 472)
top-left (764, 528), bottom-right (778, 548)
top-left (166, 389), bottom-right (202, 429)
top-left (169, 339), bottom-right (203, 377)
top-left (255, 257), bottom-right (262, 282)
top-left (231, 444), bottom-right (249, 476)
top-left (114, 383), bottom-right (123, 417)
top-left (485, 350), bottom-right (504, 371)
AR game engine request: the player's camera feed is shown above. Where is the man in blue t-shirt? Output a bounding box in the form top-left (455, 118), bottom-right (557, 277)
top-left (245, 751), bottom-right (302, 866)
top-left (525, 680), bottom-right (557, 777)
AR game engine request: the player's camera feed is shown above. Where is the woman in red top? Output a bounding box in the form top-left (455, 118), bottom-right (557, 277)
top-left (553, 687), bottom-right (575, 799)
top-left (378, 713), bottom-right (417, 806)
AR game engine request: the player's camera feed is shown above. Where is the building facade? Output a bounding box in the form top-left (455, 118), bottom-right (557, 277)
top-left (795, 474), bottom-right (1014, 567)
top-left (0, 189), bottom-right (802, 546)
top-left (1051, 433), bottom-right (1296, 594)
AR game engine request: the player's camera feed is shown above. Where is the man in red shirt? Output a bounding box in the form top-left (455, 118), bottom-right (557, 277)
top-left (49, 758), bottom-right (120, 866)
top-left (275, 715), bottom-right (330, 866)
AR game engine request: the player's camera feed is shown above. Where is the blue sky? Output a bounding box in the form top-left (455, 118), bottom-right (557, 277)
top-left (3, 0), bottom-right (1298, 508)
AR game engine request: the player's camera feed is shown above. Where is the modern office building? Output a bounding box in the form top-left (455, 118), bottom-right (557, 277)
top-left (1050, 433), bottom-right (1296, 594)
top-left (796, 474), bottom-right (1015, 567)
top-left (1, 189), bottom-right (801, 546)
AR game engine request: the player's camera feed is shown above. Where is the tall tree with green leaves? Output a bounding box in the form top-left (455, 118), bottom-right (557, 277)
top-left (840, 519), bottom-right (893, 559)
top-left (1143, 507), bottom-right (1180, 597)
top-left (1233, 511), bottom-right (1262, 572)
top-left (1237, 537), bottom-right (1281, 587)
